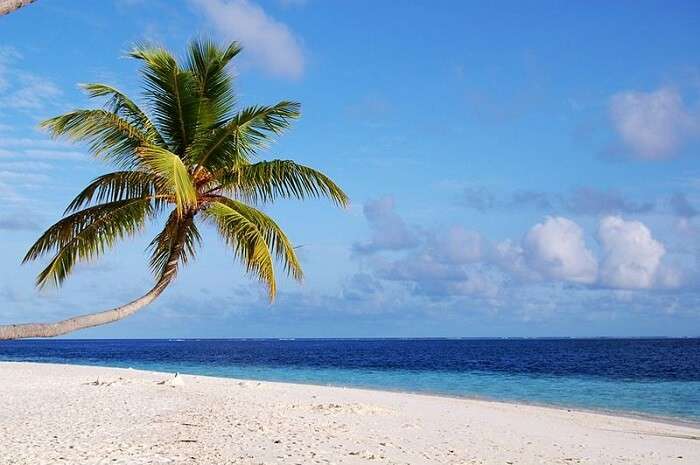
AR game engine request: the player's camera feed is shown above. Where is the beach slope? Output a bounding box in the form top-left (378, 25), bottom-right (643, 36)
top-left (1, 362), bottom-right (698, 464)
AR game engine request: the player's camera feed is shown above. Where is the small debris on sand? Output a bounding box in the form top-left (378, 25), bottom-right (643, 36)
top-left (157, 372), bottom-right (185, 387)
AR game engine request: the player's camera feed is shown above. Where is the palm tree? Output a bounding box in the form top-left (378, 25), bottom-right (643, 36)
top-left (0, 0), bottom-right (36, 15)
top-left (0, 40), bottom-right (348, 340)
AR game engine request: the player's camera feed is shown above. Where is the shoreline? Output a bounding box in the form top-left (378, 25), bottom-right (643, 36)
top-left (3, 359), bottom-right (698, 429)
top-left (2, 361), bottom-right (699, 464)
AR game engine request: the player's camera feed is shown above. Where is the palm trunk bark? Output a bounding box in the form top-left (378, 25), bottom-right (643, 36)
top-left (0, 0), bottom-right (36, 15)
top-left (0, 215), bottom-right (190, 340)
top-left (0, 277), bottom-right (171, 339)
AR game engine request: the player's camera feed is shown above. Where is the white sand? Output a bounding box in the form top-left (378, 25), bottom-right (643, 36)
top-left (1, 362), bottom-right (698, 465)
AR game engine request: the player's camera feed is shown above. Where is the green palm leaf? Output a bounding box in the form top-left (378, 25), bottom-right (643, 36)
top-left (129, 44), bottom-right (199, 156)
top-left (193, 101), bottom-right (300, 170)
top-left (185, 39), bottom-right (241, 126)
top-left (81, 83), bottom-right (164, 145)
top-left (220, 160), bottom-right (349, 207)
top-left (204, 199), bottom-right (303, 299)
top-left (24, 198), bottom-right (154, 287)
top-left (65, 171), bottom-right (163, 213)
top-left (147, 210), bottom-right (201, 280)
top-left (41, 109), bottom-right (151, 168)
top-left (136, 145), bottom-right (198, 215)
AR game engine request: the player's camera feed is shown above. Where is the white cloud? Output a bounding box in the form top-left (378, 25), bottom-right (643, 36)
top-left (440, 270), bottom-right (500, 298)
top-left (21, 149), bottom-right (86, 161)
top-left (0, 47), bottom-right (22, 91)
top-left (378, 253), bottom-right (466, 282)
top-left (427, 226), bottom-right (484, 264)
top-left (2, 74), bottom-right (61, 110)
top-left (0, 215), bottom-right (41, 231)
top-left (523, 216), bottom-right (598, 284)
top-left (0, 137), bottom-right (71, 148)
top-left (0, 181), bottom-right (24, 203)
top-left (609, 87), bottom-right (698, 159)
top-left (352, 196), bottom-right (419, 254)
top-left (0, 161), bottom-right (51, 171)
top-left (191, 0), bottom-right (305, 79)
top-left (493, 239), bottom-right (533, 280)
top-left (655, 265), bottom-right (684, 289)
top-left (0, 138), bottom-right (86, 162)
top-left (0, 48), bottom-right (61, 110)
top-left (0, 171), bottom-right (48, 183)
top-left (598, 216), bottom-right (667, 289)
top-left (351, 196), bottom-right (694, 318)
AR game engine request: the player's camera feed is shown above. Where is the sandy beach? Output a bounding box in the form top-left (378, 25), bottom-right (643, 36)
top-left (1, 362), bottom-right (698, 465)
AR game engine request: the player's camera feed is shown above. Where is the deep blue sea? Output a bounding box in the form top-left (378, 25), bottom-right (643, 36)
top-left (2, 338), bottom-right (699, 423)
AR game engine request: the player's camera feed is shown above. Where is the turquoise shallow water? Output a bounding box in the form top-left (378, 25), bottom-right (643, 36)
top-left (1, 338), bottom-right (699, 423)
top-left (91, 362), bottom-right (700, 423)
top-left (94, 362), bottom-right (700, 423)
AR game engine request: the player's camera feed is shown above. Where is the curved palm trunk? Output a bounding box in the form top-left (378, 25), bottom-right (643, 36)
top-left (0, 278), bottom-right (170, 340)
top-left (0, 219), bottom-right (188, 340)
top-left (0, 0), bottom-right (36, 15)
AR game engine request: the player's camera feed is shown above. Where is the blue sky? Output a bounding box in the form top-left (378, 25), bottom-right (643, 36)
top-left (1, 0), bottom-right (700, 338)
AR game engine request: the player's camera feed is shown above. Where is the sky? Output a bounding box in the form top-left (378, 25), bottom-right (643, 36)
top-left (1, 0), bottom-right (700, 338)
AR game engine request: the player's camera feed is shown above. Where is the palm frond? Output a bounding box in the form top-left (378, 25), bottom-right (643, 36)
top-left (64, 171), bottom-right (164, 213)
top-left (41, 110), bottom-right (151, 168)
top-left (193, 101), bottom-right (300, 170)
top-left (136, 145), bottom-right (197, 215)
top-left (203, 199), bottom-right (303, 300)
top-left (218, 160), bottom-right (349, 207)
top-left (210, 197), bottom-right (302, 280)
top-left (147, 210), bottom-right (201, 280)
top-left (185, 39), bottom-right (241, 125)
top-left (24, 198), bottom-right (154, 287)
top-left (129, 43), bottom-right (198, 157)
top-left (81, 83), bottom-right (164, 145)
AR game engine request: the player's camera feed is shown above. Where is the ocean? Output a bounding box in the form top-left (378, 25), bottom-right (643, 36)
top-left (1, 338), bottom-right (699, 423)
